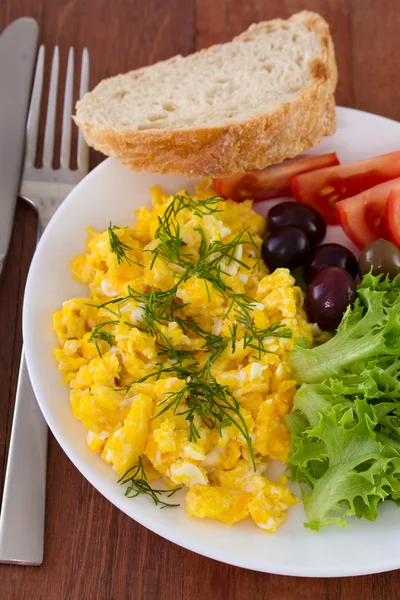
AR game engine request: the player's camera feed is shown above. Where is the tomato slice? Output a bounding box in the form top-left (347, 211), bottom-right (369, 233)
top-left (364, 198), bottom-right (390, 239)
top-left (385, 189), bottom-right (400, 247)
top-left (291, 150), bottom-right (400, 225)
top-left (212, 153), bottom-right (339, 202)
top-left (336, 178), bottom-right (400, 249)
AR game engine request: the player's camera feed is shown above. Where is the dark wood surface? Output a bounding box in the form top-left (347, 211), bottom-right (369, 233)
top-left (1, 1), bottom-right (400, 598)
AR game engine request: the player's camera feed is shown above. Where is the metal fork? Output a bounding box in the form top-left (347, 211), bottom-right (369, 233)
top-left (0, 45), bottom-right (89, 565)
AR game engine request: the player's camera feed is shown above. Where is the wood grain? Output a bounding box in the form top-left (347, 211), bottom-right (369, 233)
top-left (1, 1), bottom-right (400, 598)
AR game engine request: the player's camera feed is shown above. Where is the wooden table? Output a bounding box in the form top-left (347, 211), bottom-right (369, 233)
top-left (1, 1), bottom-right (400, 598)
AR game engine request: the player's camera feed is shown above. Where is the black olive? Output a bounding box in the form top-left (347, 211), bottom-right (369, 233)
top-left (303, 243), bottom-right (358, 283)
top-left (306, 266), bottom-right (357, 330)
top-left (261, 227), bottom-right (309, 271)
top-left (266, 201), bottom-right (326, 246)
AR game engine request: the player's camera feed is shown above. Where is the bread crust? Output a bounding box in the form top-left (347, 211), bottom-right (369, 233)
top-left (74, 11), bottom-right (338, 178)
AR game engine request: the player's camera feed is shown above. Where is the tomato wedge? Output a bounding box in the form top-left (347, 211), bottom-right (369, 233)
top-left (336, 178), bottom-right (400, 249)
top-left (291, 150), bottom-right (400, 224)
top-left (212, 153), bottom-right (339, 202)
top-left (385, 189), bottom-right (400, 247)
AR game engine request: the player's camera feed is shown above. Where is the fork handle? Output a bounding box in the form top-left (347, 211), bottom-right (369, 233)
top-left (0, 351), bottom-right (48, 565)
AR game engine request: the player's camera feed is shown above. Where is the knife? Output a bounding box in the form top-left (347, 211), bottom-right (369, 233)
top-left (0, 18), bottom-right (39, 277)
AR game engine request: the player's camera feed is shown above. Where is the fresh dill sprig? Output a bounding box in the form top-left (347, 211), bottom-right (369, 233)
top-left (157, 374), bottom-right (256, 469)
top-left (87, 294), bottom-right (131, 318)
top-left (127, 285), bottom-right (182, 335)
top-left (148, 193), bottom-right (259, 289)
top-left (156, 343), bottom-right (195, 362)
top-left (150, 198), bottom-right (260, 298)
top-left (205, 228), bottom-right (260, 272)
top-left (188, 227), bottom-right (230, 296)
top-left (93, 194), bottom-right (291, 475)
top-left (165, 194), bottom-right (223, 219)
top-left (228, 323), bottom-right (238, 353)
top-left (108, 222), bottom-right (142, 267)
top-left (117, 341), bottom-right (257, 468)
top-left (174, 316), bottom-right (224, 350)
top-left (118, 456), bottom-right (181, 508)
top-left (225, 292), bottom-right (292, 359)
top-left (149, 194), bottom-right (222, 269)
top-left (238, 314), bottom-right (292, 359)
top-left (119, 363), bottom-right (193, 391)
top-left (88, 285), bottom-right (182, 325)
top-left (88, 320), bottom-right (119, 357)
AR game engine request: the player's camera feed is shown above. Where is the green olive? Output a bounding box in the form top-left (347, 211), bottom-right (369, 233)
top-left (358, 238), bottom-right (400, 279)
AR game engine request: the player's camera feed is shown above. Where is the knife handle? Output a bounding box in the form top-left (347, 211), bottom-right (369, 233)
top-left (0, 352), bottom-right (48, 565)
top-left (0, 18), bottom-right (39, 277)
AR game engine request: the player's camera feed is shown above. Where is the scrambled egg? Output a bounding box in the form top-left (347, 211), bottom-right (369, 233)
top-left (53, 184), bottom-right (315, 532)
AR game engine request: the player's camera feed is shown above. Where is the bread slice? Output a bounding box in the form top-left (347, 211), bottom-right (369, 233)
top-left (74, 11), bottom-right (337, 178)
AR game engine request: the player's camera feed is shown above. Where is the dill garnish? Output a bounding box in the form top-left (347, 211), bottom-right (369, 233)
top-left (159, 375), bottom-right (255, 462)
top-left (118, 456), bottom-right (181, 508)
top-left (95, 193), bottom-right (292, 473)
top-left (148, 195), bottom-right (223, 269)
top-left (108, 222), bottom-right (142, 267)
top-left (88, 320), bottom-right (119, 357)
top-left (148, 193), bottom-right (260, 296)
top-left (119, 360), bottom-right (257, 468)
top-left (227, 293), bottom-right (292, 359)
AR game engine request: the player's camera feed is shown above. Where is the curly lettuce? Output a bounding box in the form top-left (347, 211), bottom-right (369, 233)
top-left (289, 273), bottom-right (400, 383)
top-left (286, 273), bottom-right (400, 529)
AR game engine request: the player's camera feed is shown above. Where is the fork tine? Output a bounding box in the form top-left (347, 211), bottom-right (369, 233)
top-left (60, 47), bottom-right (74, 169)
top-left (42, 46), bottom-right (59, 168)
top-left (25, 46), bottom-right (45, 168)
top-left (77, 48), bottom-right (89, 175)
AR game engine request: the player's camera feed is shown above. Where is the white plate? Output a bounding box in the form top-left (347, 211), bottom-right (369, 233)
top-left (23, 107), bottom-right (400, 577)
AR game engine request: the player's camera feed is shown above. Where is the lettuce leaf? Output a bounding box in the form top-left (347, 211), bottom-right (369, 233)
top-left (286, 274), bottom-right (400, 529)
top-left (289, 273), bottom-right (400, 384)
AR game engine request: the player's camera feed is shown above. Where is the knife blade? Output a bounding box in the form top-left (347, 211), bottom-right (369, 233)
top-left (0, 18), bottom-right (38, 277)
